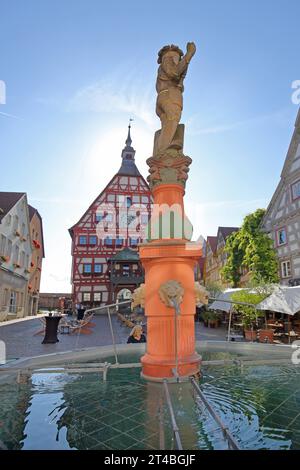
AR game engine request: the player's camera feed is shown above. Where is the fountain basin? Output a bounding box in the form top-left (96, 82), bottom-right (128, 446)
top-left (0, 342), bottom-right (299, 450)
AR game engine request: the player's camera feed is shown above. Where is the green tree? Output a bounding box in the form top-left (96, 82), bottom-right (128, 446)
top-left (221, 209), bottom-right (279, 287)
top-left (205, 281), bottom-right (223, 300)
top-left (221, 231), bottom-right (244, 287)
top-left (230, 290), bottom-right (266, 329)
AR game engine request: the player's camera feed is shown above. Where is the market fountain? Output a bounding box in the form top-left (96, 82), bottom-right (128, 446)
top-left (0, 43), bottom-right (299, 451)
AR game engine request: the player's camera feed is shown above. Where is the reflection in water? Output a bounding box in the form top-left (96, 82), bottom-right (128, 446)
top-left (0, 361), bottom-right (299, 449)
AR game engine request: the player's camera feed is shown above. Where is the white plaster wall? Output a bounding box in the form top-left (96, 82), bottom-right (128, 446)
top-left (0, 194), bottom-right (32, 277)
top-left (0, 194), bottom-right (33, 320)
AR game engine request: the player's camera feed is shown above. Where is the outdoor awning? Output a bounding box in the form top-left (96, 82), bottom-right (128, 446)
top-left (208, 288), bottom-right (244, 313)
top-left (256, 286), bottom-right (300, 316)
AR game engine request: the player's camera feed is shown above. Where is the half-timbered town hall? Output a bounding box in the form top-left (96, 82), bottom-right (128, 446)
top-left (69, 126), bottom-right (152, 307)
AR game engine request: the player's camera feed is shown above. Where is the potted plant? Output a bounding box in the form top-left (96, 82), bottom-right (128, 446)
top-left (231, 290), bottom-right (266, 341)
top-left (201, 310), bottom-right (220, 328)
top-left (0, 255), bottom-right (9, 263)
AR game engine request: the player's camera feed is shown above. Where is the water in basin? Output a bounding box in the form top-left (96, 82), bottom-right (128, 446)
top-left (0, 353), bottom-right (299, 450)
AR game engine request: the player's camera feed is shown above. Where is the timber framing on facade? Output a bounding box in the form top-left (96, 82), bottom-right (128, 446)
top-left (203, 227), bottom-right (239, 286)
top-left (262, 108), bottom-right (300, 286)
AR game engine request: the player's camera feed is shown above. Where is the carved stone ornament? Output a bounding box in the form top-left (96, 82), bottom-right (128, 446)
top-left (194, 282), bottom-right (209, 306)
top-left (147, 151), bottom-right (192, 189)
top-left (131, 283), bottom-right (145, 310)
top-left (159, 280), bottom-right (184, 308)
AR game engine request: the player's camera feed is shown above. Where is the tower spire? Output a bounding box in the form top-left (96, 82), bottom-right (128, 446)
top-left (125, 118), bottom-right (133, 147)
top-left (119, 119), bottom-right (137, 172)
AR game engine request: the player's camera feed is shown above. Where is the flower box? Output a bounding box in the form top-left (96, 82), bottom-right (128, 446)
top-left (21, 237), bottom-right (27, 242)
top-left (13, 263), bottom-right (21, 269)
top-left (0, 255), bottom-right (10, 263)
top-left (30, 261), bottom-right (34, 267)
top-left (32, 240), bottom-right (41, 249)
top-left (15, 230), bottom-right (21, 237)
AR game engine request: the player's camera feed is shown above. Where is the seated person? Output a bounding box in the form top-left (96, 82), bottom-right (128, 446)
top-left (127, 325), bottom-right (146, 344)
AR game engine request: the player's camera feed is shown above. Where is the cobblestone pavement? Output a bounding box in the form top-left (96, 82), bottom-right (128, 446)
top-left (0, 315), bottom-right (229, 360)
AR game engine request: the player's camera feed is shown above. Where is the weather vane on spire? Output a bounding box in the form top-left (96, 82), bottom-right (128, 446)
top-left (126, 118), bottom-right (134, 147)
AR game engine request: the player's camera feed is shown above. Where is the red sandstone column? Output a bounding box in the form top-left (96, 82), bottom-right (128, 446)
top-left (140, 184), bottom-right (202, 381)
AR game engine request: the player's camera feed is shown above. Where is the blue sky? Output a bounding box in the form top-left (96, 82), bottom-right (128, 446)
top-left (0, 0), bottom-right (299, 292)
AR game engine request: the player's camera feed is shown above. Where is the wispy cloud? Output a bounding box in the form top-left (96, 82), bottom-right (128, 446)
top-left (0, 110), bottom-right (23, 120)
top-left (67, 70), bottom-right (157, 129)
